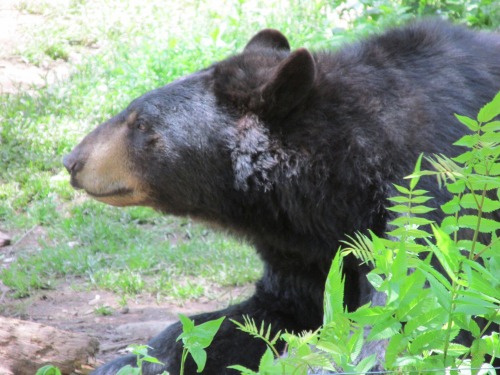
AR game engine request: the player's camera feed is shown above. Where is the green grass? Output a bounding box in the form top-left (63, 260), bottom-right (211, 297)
top-left (1, 0), bottom-right (498, 303)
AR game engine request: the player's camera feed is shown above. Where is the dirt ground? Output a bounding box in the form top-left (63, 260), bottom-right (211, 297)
top-left (0, 2), bottom-right (251, 372)
top-left (1, 228), bottom-right (251, 372)
top-left (0, 0), bottom-right (73, 94)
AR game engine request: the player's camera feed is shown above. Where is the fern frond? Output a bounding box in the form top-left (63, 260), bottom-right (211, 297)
top-left (231, 316), bottom-right (282, 357)
top-left (425, 154), bottom-right (464, 186)
top-left (341, 232), bottom-right (375, 267)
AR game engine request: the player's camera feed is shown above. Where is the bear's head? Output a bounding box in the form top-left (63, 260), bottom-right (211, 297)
top-left (63, 29), bottom-right (317, 221)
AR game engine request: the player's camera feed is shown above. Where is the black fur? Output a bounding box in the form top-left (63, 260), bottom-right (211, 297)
top-left (70, 20), bottom-right (500, 374)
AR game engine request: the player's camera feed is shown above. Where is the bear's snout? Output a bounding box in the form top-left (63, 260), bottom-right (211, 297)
top-left (63, 124), bottom-right (151, 207)
top-left (63, 150), bottom-right (86, 190)
top-left (63, 152), bottom-right (83, 175)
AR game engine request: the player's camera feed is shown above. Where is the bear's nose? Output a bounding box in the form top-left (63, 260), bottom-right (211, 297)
top-left (63, 152), bottom-right (83, 175)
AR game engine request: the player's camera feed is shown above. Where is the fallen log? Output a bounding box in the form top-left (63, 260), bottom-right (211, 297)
top-left (0, 316), bottom-right (99, 375)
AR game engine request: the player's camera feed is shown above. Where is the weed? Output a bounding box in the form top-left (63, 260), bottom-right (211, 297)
top-left (94, 305), bottom-right (113, 316)
top-left (116, 345), bottom-right (168, 375)
top-left (177, 314), bottom-right (225, 375)
top-left (35, 365), bottom-right (61, 375)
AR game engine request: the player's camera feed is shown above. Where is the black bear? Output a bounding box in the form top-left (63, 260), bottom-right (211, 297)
top-left (63, 20), bottom-right (500, 374)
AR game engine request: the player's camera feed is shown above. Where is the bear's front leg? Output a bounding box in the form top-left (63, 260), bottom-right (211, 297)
top-left (91, 296), bottom-right (287, 375)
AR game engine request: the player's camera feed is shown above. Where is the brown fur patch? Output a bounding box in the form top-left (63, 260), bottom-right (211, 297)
top-left (74, 116), bottom-right (150, 207)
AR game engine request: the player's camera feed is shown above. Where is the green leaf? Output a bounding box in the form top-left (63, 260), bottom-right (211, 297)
top-left (385, 334), bottom-right (407, 369)
top-left (386, 227), bottom-right (431, 239)
top-left (323, 251), bottom-right (345, 325)
top-left (259, 347), bottom-right (276, 370)
top-left (454, 295), bottom-right (499, 315)
top-left (454, 314), bottom-right (481, 337)
top-left (477, 91), bottom-right (500, 123)
top-left (480, 132), bottom-right (500, 143)
top-left (409, 330), bottom-right (446, 354)
top-left (393, 184), bottom-right (410, 195)
top-left (189, 345), bottom-right (207, 373)
top-left (455, 114), bottom-right (479, 131)
top-left (482, 332), bottom-right (500, 358)
top-left (471, 338), bottom-right (488, 371)
top-left (141, 355), bottom-right (164, 365)
top-left (408, 205), bottom-right (435, 214)
top-left (417, 265), bottom-right (452, 310)
top-left (481, 120), bottom-right (500, 132)
top-left (367, 315), bottom-right (401, 341)
top-left (462, 259), bottom-right (500, 299)
top-left (392, 355), bottom-right (421, 367)
top-left (341, 232), bottom-right (375, 266)
top-left (453, 150), bottom-right (476, 165)
top-left (458, 215), bottom-right (500, 233)
top-left (445, 343), bottom-right (469, 356)
top-left (475, 162), bottom-right (500, 176)
top-left (398, 273), bottom-right (430, 316)
top-left (404, 307), bottom-right (447, 335)
top-left (315, 338), bottom-right (345, 357)
top-left (462, 193), bottom-right (500, 212)
top-left (446, 180), bottom-right (466, 194)
top-left (35, 366), bottom-right (62, 375)
top-left (347, 326), bottom-right (364, 361)
top-left (441, 216), bottom-right (459, 234)
top-left (388, 196), bottom-right (432, 204)
top-left (191, 317), bottom-right (225, 348)
top-left (410, 153), bottom-right (423, 190)
top-left (468, 174), bottom-right (500, 190)
top-left (387, 196), bottom-right (412, 203)
top-left (178, 313), bottom-right (195, 335)
top-left (411, 189), bottom-right (431, 195)
top-left (227, 364), bottom-right (258, 375)
top-left (387, 205), bottom-right (411, 214)
top-left (454, 134), bottom-right (479, 148)
top-left (389, 216), bottom-right (433, 227)
top-left (177, 315), bottom-right (225, 373)
top-left (116, 365), bottom-right (140, 375)
top-left (441, 195), bottom-right (461, 214)
top-left (430, 225), bottom-right (460, 280)
top-left (367, 272), bottom-right (384, 289)
top-left (354, 354), bottom-right (377, 374)
top-left (348, 306), bottom-right (388, 325)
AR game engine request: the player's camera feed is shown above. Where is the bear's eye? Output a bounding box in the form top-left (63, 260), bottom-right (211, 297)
top-left (136, 122), bottom-right (147, 132)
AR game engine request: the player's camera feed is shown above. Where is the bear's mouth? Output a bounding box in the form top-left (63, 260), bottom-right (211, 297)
top-left (68, 176), bottom-right (134, 198)
top-left (86, 188), bottom-right (134, 198)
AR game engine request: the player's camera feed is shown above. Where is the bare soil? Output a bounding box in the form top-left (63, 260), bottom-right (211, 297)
top-left (0, 0), bottom-right (71, 94)
top-left (0, 3), bottom-right (251, 372)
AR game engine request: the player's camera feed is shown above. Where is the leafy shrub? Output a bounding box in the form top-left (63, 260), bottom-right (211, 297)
top-left (229, 92), bottom-right (500, 374)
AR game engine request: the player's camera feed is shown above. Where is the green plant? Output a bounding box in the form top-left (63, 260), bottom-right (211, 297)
top-left (330, 91), bottom-right (500, 373)
top-left (116, 344), bottom-right (167, 375)
top-left (176, 314), bottom-right (225, 374)
top-left (35, 365), bottom-right (61, 375)
top-left (94, 305), bottom-right (113, 316)
top-left (228, 92), bottom-right (500, 374)
top-left (231, 316), bottom-right (282, 359)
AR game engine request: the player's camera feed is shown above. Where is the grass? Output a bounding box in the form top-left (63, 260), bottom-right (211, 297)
top-left (1, 0), bottom-right (498, 305)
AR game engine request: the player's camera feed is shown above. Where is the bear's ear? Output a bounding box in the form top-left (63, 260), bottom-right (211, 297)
top-left (244, 29), bottom-right (290, 52)
top-left (256, 48), bottom-right (316, 119)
